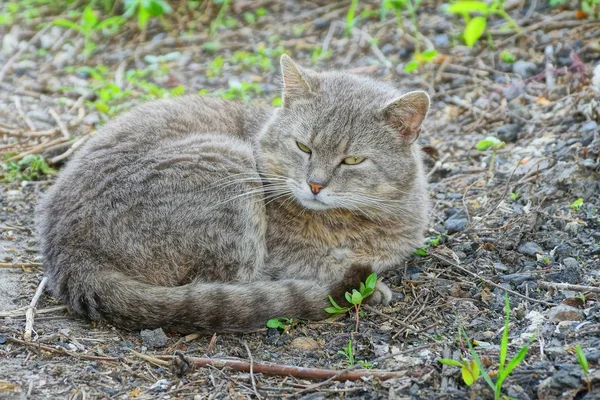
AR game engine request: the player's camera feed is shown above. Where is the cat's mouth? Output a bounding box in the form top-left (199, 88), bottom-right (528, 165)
top-left (297, 196), bottom-right (331, 211)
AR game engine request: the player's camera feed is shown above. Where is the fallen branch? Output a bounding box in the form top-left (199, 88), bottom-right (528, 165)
top-left (537, 281), bottom-right (600, 294)
top-left (0, 305), bottom-right (68, 318)
top-left (0, 262), bottom-right (42, 269)
top-left (24, 277), bottom-right (48, 341)
top-left (155, 355), bottom-right (406, 382)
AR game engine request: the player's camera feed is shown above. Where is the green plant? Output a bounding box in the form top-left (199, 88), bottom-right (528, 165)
top-left (414, 233), bottom-right (443, 256)
top-left (345, 0), bottom-right (360, 35)
top-left (325, 273), bottom-right (377, 332)
top-left (210, 0), bottom-right (231, 37)
top-left (54, 6), bottom-right (123, 58)
top-left (500, 50), bottom-right (515, 63)
top-left (570, 198), bottom-right (584, 211)
top-left (446, 1), bottom-right (521, 48)
top-left (2, 155), bottom-right (56, 182)
top-left (438, 358), bottom-right (480, 386)
top-left (509, 191), bottom-right (520, 201)
top-left (458, 294), bottom-right (534, 399)
top-left (405, 48), bottom-right (438, 73)
top-left (209, 80), bottom-right (263, 103)
top-left (575, 344), bottom-right (591, 392)
top-left (124, 0), bottom-right (172, 37)
top-left (337, 339), bottom-right (373, 368)
top-left (476, 136), bottom-right (505, 173)
top-left (266, 317), bottom-right (295, 332)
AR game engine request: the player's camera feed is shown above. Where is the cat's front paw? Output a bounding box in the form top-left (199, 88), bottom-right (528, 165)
top-left (366, 281), bottom-right (393, 306)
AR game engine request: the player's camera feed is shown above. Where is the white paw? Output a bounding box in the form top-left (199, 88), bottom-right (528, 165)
top-left (367, 281), bottom-right (393, 306)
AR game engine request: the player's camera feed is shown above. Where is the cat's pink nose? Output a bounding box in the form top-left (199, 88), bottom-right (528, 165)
top-left (308, 182), bottom-right (323, 195)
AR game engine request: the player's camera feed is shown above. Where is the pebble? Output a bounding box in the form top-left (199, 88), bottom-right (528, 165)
top-left (140, 328), bottom-right (168, 348)
top-left (496, 124), bottom-right (520, 143)
top-left (444, 212), bottom-right (467, 233)
top-left (0, 334), bottom-right (6, 344)
top-left (499, 273), bottom-right (534, 284)
top-left (547, 304), bottom-right (584, 322)
top-left (503, 85), bottom-right (522, 101)
top-left (434, 34), bottom-right (449, 47)
top-left (512, 60), bottom-right (538, 78)
top-left (518, 242), bottom-right (543, 257)
top-left (313, 18), bottom-right (330, 30)
top-left (290, 337), bottom-right (319, 351)
top-left (560, 257), bottom-right (582, 284)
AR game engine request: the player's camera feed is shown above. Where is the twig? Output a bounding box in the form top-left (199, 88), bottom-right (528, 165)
top-left (155, 354), bottom-right (408, 382)
top-left (242, 340), bottom-right (261, 399)
top-left (15, 97), bottom-right (36, 131)
top-left (0, 262), bottom-right (42, 269)
top-left (49, 134), bottom-right (90, 164)
top-left (49, 108), bottom-right (70, 139)
top-left (8, 337), bottom-right (121, 362)
top-left (24, 277), bottom-right (48, 341)
top-left (0, 305), bottom-right (68, 318)
top-left (429, 247), bottom-right (555, 306)
top-left (130, 349), bottom-right (170, 367)
top-left (537, 281), bottom-right (600, 295)
top-left (363, 305), bottom-right (419, 333)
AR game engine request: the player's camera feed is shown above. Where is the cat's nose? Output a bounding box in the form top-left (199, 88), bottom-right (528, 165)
top-left (308, 182), bottom-right (323, 195)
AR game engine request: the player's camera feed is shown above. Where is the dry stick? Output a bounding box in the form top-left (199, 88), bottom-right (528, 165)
top-left (24, 277), bottom-right (48, 341)
top-left (363, 305), bottom-right (419, 333)
top-left (155, 353), bottom-right (409, 383)
top-left (537, 281), bottom-right (600, 295)
top-left (0, 305), bottom-right (67, 318)
top-left (0, 25), bottom-right (50, 84)
top-left (48, 108), bottom-right (70, 139)
top-left (15, 97), bottom-right (36, 131)
top-left (0, 262), bottom-right (42, 269)
top-left (429, 251), bottom-right (555, 306)
top-left (242, 340), bottom-right (261, 400)
top-left (8, 337), bottom-right (121, 362)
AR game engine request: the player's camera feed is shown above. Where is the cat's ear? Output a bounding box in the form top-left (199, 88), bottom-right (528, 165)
top-left (280, 54), bottom-right (315, 107)
top-left (381, 91), bottom-right (430, 142)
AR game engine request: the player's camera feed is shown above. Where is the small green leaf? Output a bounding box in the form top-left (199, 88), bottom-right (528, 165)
top-left (325, 306), bottom-right (342, 314)
top-left (345, 292), bottom-right (352, 303)
top-left (351, 289), bottom-right (363, 305)
top-left (404, 60), bottom-right (419, 73)
top-left (365, 273), bottom-right (377, 290)
top-left (570, 198), bottom-right (584, 211)
top-left (421, 49), bottom-right (438, 61)
top-left (82, 6), bottom-right (98, 31)
top-left (500, 50), bottom-right (515, 63)
top-left (461, 359), bottom-right (480, 386)
top-left (463, 16), bottom-right (487, 47)
top-left (328, 295), bottom-right (344, 310)
top-left (497, 341), bottom-right (532, 383)
top-left (266, 318), bottom-right (282, 329)
top-left (413, 247), bottom-right (429, 256)
top-left (500, 293), bottom-right (510, 371)
top-left (53, 19), bottom-right (81, 31)
top-left (476, 136), bottom-right (500, 151)
top-left (446, 1), bottom-right (489, 14)
top-left (576, 344), bottom-right (589, 374)
top-left (359, 282), bottom-right (366, 294)
top-left (438, 358), bottom-right (464, 367)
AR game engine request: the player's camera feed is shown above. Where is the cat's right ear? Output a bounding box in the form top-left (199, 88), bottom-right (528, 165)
top-left (280, 55), bottom-right (315, 107)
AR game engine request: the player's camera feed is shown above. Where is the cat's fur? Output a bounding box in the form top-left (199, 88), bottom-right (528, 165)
top-left (37, 56), bottom-right (430, 333)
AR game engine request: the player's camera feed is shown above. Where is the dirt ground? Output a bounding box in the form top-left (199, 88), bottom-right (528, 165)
top-left (1, 0), bottom-right (600, 399)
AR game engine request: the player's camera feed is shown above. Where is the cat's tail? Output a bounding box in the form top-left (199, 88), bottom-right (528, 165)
top-left (48, 265), bottom-right (373, 333)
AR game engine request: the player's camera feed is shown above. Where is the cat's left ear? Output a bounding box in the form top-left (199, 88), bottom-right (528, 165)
top-left (280, 54), bottom-right (315, 107)
top-left (381, 91), bottom-right (430, 142)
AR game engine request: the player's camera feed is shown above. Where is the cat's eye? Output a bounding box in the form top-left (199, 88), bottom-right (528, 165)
top-left (342, 156), bottom-right (365, 165)
top-left (296, 141), bottom-right (312, 154)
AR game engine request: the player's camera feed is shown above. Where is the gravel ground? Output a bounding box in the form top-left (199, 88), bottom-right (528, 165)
top-left (1, 1), bottom-right (600, 399)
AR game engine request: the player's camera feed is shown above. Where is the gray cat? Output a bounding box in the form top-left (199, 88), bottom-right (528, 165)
top-left (36, 55), bottom-right (430, 333)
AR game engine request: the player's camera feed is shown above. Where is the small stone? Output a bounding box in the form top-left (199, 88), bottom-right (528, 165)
top-left (140, 328), bottom-right (168, 348)
top-left (518, 242), bottom-right (543, 257)
top-left (503, 85), bottom-right (522, 101)
top-left (290, 337), bottom-right (318, 351)
top-left (313, 18), bottom-right (330, 30)
top-left (83, 113), bottom-right (100, 126)
top-left (434, 34), bottom-right (449, 47)
top-left (512, 60), bottom-right (538, 78)
top-left (560, 257), bottom-right (582, 284)
top-left (496, 124), bottom-right (520, 143)
top-left (499, 273), bottom-right (534, 284)
top-left (0, 334), bottom-right (6, 344)
top-left (547, 304), bottom-right (584, 322)
top-left (444, 212), bottom-right (467, 233)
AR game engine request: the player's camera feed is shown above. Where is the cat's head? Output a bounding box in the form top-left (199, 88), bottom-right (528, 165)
top-left (258, 55), bottom-right (430, 217)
